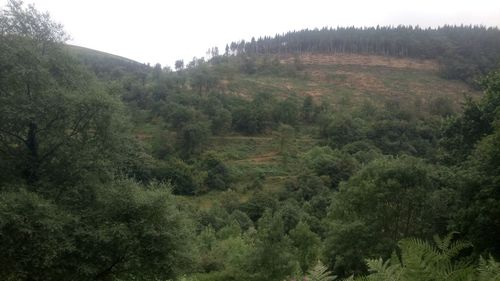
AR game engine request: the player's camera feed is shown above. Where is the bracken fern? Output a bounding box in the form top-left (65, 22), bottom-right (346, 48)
top-left (354, 233), bottom-right (500, 281)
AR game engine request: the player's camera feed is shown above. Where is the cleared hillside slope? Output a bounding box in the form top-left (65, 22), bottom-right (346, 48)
top-left (184, 53), bottom-right (481, 208)
top-left (223, 53), bottom-right (479, 111)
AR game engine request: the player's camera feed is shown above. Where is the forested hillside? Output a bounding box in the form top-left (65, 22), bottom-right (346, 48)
top-left (1, 1), bottom-right (500, 281)
top-left (223, 26), bottom-right (500, 84)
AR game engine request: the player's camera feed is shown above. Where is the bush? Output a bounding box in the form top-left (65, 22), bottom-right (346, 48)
top-left (198, 152), bottom-right (231, 192)
top-left (154, 159), bottom-right (199, 195)
top-left (302, 146), bottom-right (359, 188)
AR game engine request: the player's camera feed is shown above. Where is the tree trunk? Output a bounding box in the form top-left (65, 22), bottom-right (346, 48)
top-left (25, 122), bottom-right (39, 184)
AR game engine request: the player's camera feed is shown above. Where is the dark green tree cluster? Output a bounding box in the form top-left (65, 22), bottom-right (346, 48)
top-left (440, 70), bottom-right (500, 257)
top-left (0, 2), bottom-right (194, 280)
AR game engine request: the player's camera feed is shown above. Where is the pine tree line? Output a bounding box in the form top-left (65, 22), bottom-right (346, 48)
top-left (224, 25), bottom-right (500, 83)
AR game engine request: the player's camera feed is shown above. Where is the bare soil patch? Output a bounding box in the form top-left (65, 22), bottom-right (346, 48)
top-left (234, 151), bottom-right (279, 163)
top-left (280, 53), bottom-right (438, 71)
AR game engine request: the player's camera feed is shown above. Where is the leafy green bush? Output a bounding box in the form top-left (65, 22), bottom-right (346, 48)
top-left (154, 159), bottom-right (199, 195)
top-left (325, 156), bottom-right (453, 276)
top-left (302, 146), bottom-right (359, 188)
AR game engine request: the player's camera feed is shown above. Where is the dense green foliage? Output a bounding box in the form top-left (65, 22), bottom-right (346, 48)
top-left (324, 156), bottom-right (453, 276)
top-left (1, 1), bottom-right (500, 281)
top-left (0, 2), bottom-right (193, 280)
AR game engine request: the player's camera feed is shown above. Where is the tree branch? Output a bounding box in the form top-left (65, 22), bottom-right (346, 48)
top-left (36, 110), bottom-right (65, 135)
top-left (94, 254), bottom-right (126, 280)
top-left (0, 127), bottom-right (27, 144)
top-left (38, 107), bottom-right (96, 163)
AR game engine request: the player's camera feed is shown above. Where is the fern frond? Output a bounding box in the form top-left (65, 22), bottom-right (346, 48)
top-left (398, 234), bottom-right (478, 281)
top-left (445, 240), bottom-right (473, 259)
top-left (364, 257), bottom-right (402, 281)
top-left (444, 266), bottom-right (476, 281)
top-left (389, 251), bottom-right (402, 266)
top-left (306, 261), bottom-right (337, 281)
top-left (357, 234), bottom-right (498, 281)
top-left (433, 231), bottom-right (457, 252)
top-left (349, 275), bottom-right (371, 281)
top-left (399, 237), bottom-right (441, 271)
top-left (366, 258), bottom-right (386, 273)
top-left (478, 256), bottom-right (500, 281)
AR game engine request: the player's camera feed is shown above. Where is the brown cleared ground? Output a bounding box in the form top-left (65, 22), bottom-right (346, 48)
top-left (223, 53), bottom-right (480, 112)
top-left (309, 66), bottom-right (472, 92)
top-left (279, 53), bottom-right (439, 71)
top-left (233, 151), bottom-right (279, 164)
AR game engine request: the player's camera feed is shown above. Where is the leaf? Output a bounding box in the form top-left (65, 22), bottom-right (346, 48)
top-left (306, 261), bottom-right (337, 281)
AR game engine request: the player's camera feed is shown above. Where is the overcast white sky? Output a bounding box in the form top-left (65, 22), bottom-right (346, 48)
top-left (2, 0), bottom-right (500, 67)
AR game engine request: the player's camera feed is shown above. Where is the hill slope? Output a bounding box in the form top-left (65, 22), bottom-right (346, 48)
top-left (67, 44), bottom-right (480, 186)
top-left (65, 44), bottom-right (149, 79)
top-left (66, 45), bottom-right (481, 207)
top-left (223, 53), bottom-right (477, 109)
top-left (182, 53), bottom-right (478, 207)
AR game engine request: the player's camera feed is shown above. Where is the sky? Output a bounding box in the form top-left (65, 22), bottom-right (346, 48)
top-left (2, 0), bottom-right (500, 67)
